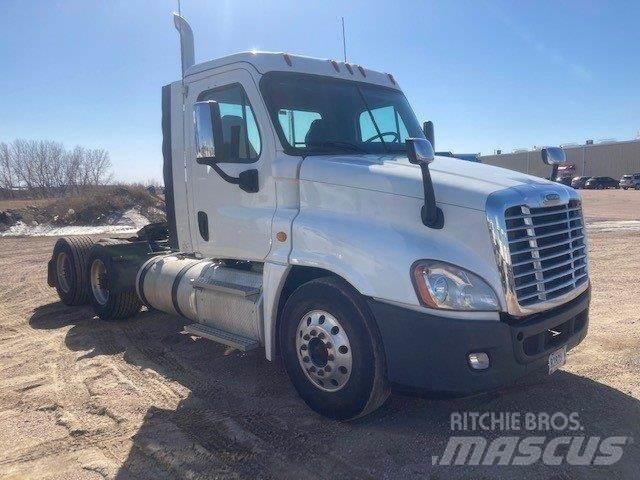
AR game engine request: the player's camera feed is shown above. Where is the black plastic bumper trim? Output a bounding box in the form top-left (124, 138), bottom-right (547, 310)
top-left (367, 289), bottom-right (590, 397)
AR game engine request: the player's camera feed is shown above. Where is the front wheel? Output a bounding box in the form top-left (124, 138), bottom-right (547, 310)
top-left (279, 277), bottom-right (389, 420)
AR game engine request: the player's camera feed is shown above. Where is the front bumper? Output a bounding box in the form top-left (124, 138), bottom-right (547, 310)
top-left (368, 288), bottom-right (590, 396)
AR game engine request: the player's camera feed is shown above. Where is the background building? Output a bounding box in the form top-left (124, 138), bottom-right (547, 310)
top-left (480, 138), bottom-right (640, 179)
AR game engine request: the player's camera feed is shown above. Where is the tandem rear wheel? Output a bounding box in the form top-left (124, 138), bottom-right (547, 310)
top-left (51, 236), bottom-right (95, 306)
top-left (86, 242), bottom-right (142, 321)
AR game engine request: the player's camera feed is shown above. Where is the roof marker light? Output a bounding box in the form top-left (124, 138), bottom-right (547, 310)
top-left (387, 73), bottom-right (396, 85)
top-left (356, 65), bottom-right (366, 77)
top-left (282, 53), bottom-right (292, 66)
top-left (330, 60), bottom-right (340, 72)
top-left (345, 63), bottom-right (353, 75)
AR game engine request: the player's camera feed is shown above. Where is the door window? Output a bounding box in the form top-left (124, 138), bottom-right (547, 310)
top-left (198, 84), bottom-right (261, 160)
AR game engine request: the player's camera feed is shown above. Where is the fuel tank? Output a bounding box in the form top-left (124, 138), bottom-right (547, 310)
top-left (136, 255), bottom-right (263, 340)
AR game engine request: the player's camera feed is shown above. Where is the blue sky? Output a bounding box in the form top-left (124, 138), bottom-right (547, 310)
top-left (1, 0), bottom-right (638, 182)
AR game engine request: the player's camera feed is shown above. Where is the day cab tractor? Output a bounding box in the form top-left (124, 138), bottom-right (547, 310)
top-left (47, 14), bottom-right (590, 420)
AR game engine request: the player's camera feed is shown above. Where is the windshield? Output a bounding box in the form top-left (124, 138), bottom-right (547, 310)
top-left (260, 72), bottom-right (425, 155)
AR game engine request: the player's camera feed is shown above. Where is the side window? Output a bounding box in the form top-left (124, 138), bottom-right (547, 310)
top-left (277, 109), bottom-right (322, 147)
top-left (359, 106), bottom-right (409, 143)
top-left (199, 84), bottom-right (261, 160)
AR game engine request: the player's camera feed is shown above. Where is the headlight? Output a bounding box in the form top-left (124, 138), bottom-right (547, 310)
top-left (411, 260), bottom-right (499, 311)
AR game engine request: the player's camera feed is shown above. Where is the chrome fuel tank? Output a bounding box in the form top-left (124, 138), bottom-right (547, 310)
top-left (136, 255), bottom-right (263, 341)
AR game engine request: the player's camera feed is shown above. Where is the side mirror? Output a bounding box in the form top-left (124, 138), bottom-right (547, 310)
top-left (406, 138), bottom-right (443, 229)
top-left (194, 101), bottom-right (224, 165)
top-left (541, 147), bottom-right (566, 181)
top-left (422, 121), bottom-right (435, 150)
top-left (541, 147), bottom-right (566, 166)
top-left (193, 100), bottom-right (260, 193)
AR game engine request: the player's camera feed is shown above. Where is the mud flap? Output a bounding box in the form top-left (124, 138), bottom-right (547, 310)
top-left (47, 258), bottom-right (56, 287)
top-left (99, 241), bottom-right (157, 294)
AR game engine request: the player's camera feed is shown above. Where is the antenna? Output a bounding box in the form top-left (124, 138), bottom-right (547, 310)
top-left (177, 0), bottom-right (181, 16)
top-left (341, 17), bottom-right (347, 62)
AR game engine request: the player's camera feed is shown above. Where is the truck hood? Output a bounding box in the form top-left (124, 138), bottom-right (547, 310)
top-left (300, 154), bottom-right (558, 211)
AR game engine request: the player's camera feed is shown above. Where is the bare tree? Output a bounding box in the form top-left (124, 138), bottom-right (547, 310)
top-left (0, 139), bottom-right (114, 197)
top-left (12, 139), bottom-right (37, 194)
top-left (0, 142), bottom-right (18, 197)
top-left (85, 148), bottom-right (113, 186)
top-left (65, 146), bottom-right (85, 193)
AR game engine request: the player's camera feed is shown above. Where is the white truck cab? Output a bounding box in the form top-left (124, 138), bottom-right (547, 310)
top-left (48, 15), bottom-right (590, 419)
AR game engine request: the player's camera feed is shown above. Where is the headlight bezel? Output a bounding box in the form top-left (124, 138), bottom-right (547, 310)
top-left (410, 260), bottom-right (500, 311)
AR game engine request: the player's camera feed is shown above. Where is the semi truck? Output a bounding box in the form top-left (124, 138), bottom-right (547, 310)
top-left (46, 14), bottom-right (590, 420)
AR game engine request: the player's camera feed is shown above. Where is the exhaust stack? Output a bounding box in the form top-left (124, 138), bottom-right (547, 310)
top-left (173, 13), bottom-right (195, 77)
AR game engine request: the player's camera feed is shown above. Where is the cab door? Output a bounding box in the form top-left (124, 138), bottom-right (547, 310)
top-left (185, 68), bottom-right (276, 260)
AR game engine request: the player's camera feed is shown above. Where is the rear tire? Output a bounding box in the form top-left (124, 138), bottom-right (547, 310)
top-left (52, 236), bottom-right (94, 305)
top-left (86, 243), bottom-right (141, 321)
top-left (279, 277), bottom-right (389, 420)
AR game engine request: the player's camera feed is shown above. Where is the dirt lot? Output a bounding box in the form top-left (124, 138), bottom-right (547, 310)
top-left (0, 190), bottom-right (639, 479)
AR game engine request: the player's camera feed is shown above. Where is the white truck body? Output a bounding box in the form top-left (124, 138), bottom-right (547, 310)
top-left (165, 51), bottom-right (588, 356)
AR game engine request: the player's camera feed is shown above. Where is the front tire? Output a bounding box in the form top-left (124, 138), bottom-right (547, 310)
top-left (279, 277), bottom-right (389, 420)
top-left (86, 243), bottom-right (141, 320)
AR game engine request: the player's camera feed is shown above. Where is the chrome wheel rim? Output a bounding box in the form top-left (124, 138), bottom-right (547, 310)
top-left (296, 310), bottom-right (352, 392)
top-left (56, 252), bottom-right (71, 293)
top-left (90, 259), bottom-right (109, 306)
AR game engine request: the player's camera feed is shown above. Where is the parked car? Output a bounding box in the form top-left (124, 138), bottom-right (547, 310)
top-left (584, 176), bottom-right (620, 189)
top-left (619, 173), bottom-right (640, 190)
top-left (570, 176), bottom-right (590, 189)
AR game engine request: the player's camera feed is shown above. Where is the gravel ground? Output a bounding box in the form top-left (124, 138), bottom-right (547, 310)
top-left (0, 191), bottom-right (638, 479)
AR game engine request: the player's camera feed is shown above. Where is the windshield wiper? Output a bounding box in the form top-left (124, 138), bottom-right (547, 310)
top-left (311, 141), bottom-right (367, 153)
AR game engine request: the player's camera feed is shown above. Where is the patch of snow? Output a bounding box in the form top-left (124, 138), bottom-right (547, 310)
top-left (0, 208), bottom-right (150, 237)
top-left (587, 220), bottom-right (640, 232)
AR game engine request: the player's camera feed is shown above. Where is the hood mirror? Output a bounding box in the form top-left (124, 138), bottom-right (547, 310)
top-left (541, 147), bottom-right (566, 182)
top-left (541, 147), bottom-right (566, 166)
top-left (406, 138), bottom-right (443, 229)
top-left (407, 138), bottom-right (435, 165)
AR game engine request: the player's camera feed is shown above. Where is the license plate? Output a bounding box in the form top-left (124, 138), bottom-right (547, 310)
top-left (548, 345), bottom-right (567, 374)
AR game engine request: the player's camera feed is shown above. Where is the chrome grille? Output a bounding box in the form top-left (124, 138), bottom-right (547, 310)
top-left (504, 199), bottom-right (588, 307)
